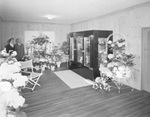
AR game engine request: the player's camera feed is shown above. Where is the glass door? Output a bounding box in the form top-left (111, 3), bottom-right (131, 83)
top-left (98, 38), bottom-right (107, 67)
top-left (76, 36), bottom-right (84, 64)
top-left (84, 37), bottom-right (90, 67)
top-left (69, 37), bottom-right (74, 61)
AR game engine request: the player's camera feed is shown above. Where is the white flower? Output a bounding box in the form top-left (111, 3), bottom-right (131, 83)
top-left (39, 58), bottom-right (47, 62)
top-left (7, 114), bottom-right (15, 117)
top-left (103, 60), bottom-right (108, 63)
top-left (108, 40), bottom-right (112, 44)
top-left (115, 71), bottom-right (123, 79)
top-left (11, 51), bottom-right (17, 57)
top-left (1, 48), bottom-right (9, 57)
top-left (9, 95), bottom-right (25, 108)
top-left (2, 88), bottom-right (25, 108)
top-left (1, 62), bottom-right (9, 67)
top-left (118, 66), bottom-right (126, 73)
top-left (8, 60), bottom-right (14, 64)
top-left (99, 64), bottom-right (105, 71)
top-left (13, 76), bottom-right (28, 88)
top-left (11, 73), bottom-right (22, 80)
top-left (111, 43), bottom-right (115, 47)
top-left (13, 62), bottom-right (21, 67)
top-left (117, 42), bottom-right (125, 47)
top-left (103, 51), bottom-right (107, 54)
top-left (8, 64), bottom-right (21, 73)
top-left (0, 81), bottom-right (12, 93)
top-left (108, 54), bottom-right (114, 59)
top-left (95, 77), bottom-right (101, 83)
top-left (0, 68), bottom-right (13, 80)
top-left (113, 67), bottom-right (118, 73)
top-left (99, 50), bottom-right (103, 53)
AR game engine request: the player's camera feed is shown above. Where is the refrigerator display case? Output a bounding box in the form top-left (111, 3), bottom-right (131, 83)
top-left (68, 30), bottom-right (113, 71)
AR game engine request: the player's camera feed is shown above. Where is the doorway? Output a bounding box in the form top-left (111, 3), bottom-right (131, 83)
top-left (141, 27), bottom-right (150, 92)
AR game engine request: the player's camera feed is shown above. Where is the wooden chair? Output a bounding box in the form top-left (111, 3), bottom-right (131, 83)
top-left (20, 59), bottom-right (43, 91)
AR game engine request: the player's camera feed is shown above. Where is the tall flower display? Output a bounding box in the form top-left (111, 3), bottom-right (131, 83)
top-left (99, 36), bottom-right (135, 93)
top-left (26, 35), bottom-right (66, 70)
top-left (25, 35), bottom-right (50, 69)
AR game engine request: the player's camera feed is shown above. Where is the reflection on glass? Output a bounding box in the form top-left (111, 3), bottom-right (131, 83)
top-left (69, 37), bottom-right (74, 60)
top-left (77, 36), bottom-right (83, 63)
top-left (84, 37), bottom-right (90, 67)
top-left (98, 38), bottom-right (107, 67)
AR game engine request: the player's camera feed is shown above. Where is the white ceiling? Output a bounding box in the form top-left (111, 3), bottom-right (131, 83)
top-left (0, 0), bottom-right (150, 24)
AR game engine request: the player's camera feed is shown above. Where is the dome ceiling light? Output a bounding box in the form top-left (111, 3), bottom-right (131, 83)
top-left (44, 15), bottom-right (57, 20)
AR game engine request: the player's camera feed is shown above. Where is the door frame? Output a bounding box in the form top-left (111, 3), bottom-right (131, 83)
top-left (141, 27), bottom-right (150, 91)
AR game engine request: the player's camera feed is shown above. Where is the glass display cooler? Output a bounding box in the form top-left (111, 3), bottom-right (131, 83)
top-left (68, 30), bottom-right (113, 73)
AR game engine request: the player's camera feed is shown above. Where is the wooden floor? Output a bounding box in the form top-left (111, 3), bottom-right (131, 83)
top-left (22, 69), bottom-right (150, 117)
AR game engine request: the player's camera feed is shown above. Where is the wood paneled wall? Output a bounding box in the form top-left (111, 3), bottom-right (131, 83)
top-left (1, 21), bottom-right (70, 48)
top-left (71, 3), bottom-right (150, 90)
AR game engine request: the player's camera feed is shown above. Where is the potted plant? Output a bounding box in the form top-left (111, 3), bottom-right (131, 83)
top-left (56, 61), bottom-right (61, 68)
top-left (50, 63), bottom-right (56, 71)
top-left (55, 52), bottom-right (63, 68)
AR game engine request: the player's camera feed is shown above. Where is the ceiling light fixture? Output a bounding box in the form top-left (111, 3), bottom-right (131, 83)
top-left (45, 14), bottom-right (57, 20)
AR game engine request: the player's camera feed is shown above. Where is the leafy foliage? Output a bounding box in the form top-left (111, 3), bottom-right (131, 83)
top-left (30, 35), bottom-right (49, 46)
top-left (59, 41), bottom-right (69, 55)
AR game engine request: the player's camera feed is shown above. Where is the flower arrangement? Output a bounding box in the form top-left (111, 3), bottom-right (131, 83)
top-left (0, 55), bottom-right (28, 117)
top-left (0, 49), bottom-right (17, 58)
top-left (25, 34), bottom-right (51, 69)
top-left (92, 77), bottom-right (111, 91)
top-left (44, 45), bottom-right (63, 69)
top-left (51, 45), bottom-right (63, 62)
top-left (99, 36), bottom-right (135, 93)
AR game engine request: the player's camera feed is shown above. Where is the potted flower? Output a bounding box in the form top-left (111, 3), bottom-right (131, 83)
top-left (50, 63), bottom-right (56, 71)
top-left (55, 52), bottom-right (63, 68)
top-left (56, 61), bottom-right (61, 68)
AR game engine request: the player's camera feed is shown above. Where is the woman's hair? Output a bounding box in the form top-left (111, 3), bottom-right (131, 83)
top-left (7, 38), bottom-right (14, 44)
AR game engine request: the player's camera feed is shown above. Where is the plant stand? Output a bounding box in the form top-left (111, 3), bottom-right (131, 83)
top-left (111, 78), bottom-right (124, 93)
top-left (111, 77), bottom-right (135, 93)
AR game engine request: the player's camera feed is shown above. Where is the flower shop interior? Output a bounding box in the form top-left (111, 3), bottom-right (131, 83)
top-left (0, 0), bottom-right (150, 117)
